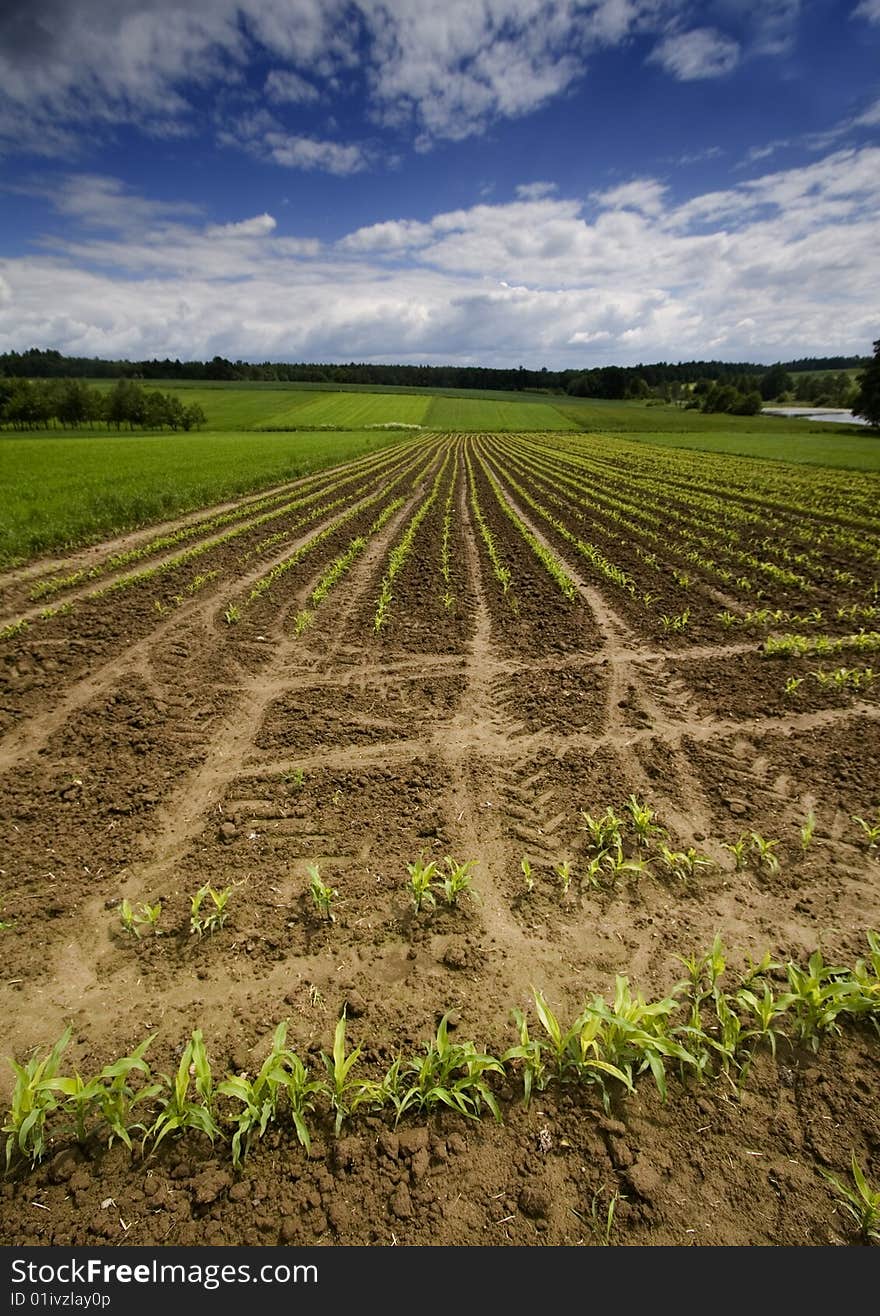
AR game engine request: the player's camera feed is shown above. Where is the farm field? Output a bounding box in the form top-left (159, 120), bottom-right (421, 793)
top-left (1, 429), bottom-right (879, 1248)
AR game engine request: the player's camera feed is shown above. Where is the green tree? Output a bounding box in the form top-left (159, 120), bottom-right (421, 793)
top-left (759, 364), bottom-right (793, 401)
top-left (852, 340), bottom-right (880, 429)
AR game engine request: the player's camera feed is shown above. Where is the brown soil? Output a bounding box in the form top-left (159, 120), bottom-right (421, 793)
top-left (1, 434), bottom-right (878, 1249)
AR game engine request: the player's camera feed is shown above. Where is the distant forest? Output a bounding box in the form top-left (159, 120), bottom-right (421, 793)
top-left (0, 347), bottom-right (869, 400)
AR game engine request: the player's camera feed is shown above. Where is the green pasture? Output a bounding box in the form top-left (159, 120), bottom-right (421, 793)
top-left (424, 396), bottom-right (577, 431)
top-left (257, 390), bottom-right (433, 429)
top-left (0, 429), bottom-right (410, 567)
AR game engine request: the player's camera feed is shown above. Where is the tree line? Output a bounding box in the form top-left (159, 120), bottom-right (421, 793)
top-left (0, 346), bottom-right (870, 400)
top-left (0, 378), bottom-right (207, 431)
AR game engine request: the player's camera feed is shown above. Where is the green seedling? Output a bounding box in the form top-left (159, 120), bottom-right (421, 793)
top-left (852, 811), bottom-right (880, 849)
top-left (800, 809), bottom-right (817, 854)
top-left (223, 603), bottom-right (241, 625)
top-left (190, 883), bottom-right (233, 938)
top-left (284, 766), bottom-right (305, 789)
top-left (391, 1014), bottom-right (503, 1124)
top-left (3, 1028), bottom-right (72, 1168)
top-left (46, 1039), bottom-right (159, 1151)
top-left (437, 856), bottom-right (476, 907)
top-left (321, 1014), bottom-right (374, 1135)
top-left (308, 863), bottom-right (337, 922)
top-left (579, 808), bottom-right (625, 858)
top-left (820, 1153), bottom-right (880, 1242)
top-left (148, 1030), bottom-right (219, 1151)
top-left (589, 1185), bottom-right (625, 1246)
top-left (750, 832), bottom-right (780, 874)
top-left (784, 676), bottom-right (803, 697)
top-left (659, 845), bottom-right (713, 881)
top-left (119, 898), bottom-right (162, 938)
top-left (520, 856), bottom-right (534, 895)
top-left (293, 609), bottom-right (313, 636)
top-left (624, 795), bottom-right (666, 848)
top-left (722, 834), bottom-right (750, 871)
top-left (556, 860), bottom-right (574, 895)
top-left (406, 857), bottom-right (438, 913)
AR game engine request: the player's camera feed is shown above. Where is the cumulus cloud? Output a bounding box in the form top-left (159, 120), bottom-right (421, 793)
top-left (648, 28), bottom-right (741, 80)
top-left (0, 0), bottom-right (769, 158)
top-left (853, 0), bottom-right (880, 22)
top-left (515, 182), bottom-right (559, 201)
top-left (3, 149), bottom-right (877, 367)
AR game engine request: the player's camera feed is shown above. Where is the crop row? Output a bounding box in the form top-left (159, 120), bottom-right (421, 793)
top-left (4, 933), bottom-right (878, 1181)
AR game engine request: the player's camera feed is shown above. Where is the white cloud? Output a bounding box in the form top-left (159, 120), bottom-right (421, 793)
top-left (206, 213), bottom-right (277, 238)
top-left (515, 181), bottom-right (559, 200)
top-left (591, 178), bottom-right (668, 216)
top-left (0, 1), bottom-right (753, 158)
top-left (264, 69), bottom-right (320, 104)
top-left (3, 150), bottom-right (877, 367)
top-left (648, 28), bottom-right (740, 80)
top-left (853, 0), bottom-right (880, 22)
top-left (263, 133), bottom-right (369, 173)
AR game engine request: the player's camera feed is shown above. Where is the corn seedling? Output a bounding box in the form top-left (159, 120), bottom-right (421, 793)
top-left (293, 609), bottom-right (313, 635)
top-left (784, 676), bottom-right (803, 697)
top-left (579, 807), bottom-right (625, 859)
top-left (519, 990), bottom-right (633, 1104)
top-left (750, 832), bottom-right (780, 874)
top-left (820, 1153), bottom-right (880, 1242)
top-left (321, 1014), bottom-right (375, 1135)
top-left (308, 863), bottom-right (337, 922)
top-left (784, 949), bottom-right (860, 1051)
top-left (284, 766), bottom-right (305, 788)
top-left (852, 811), bottom-right (880, 849)
top-left (406, 856), bottom-right (438, 913)
top-left (503, 1008), bottom-right (547, 1107)
top-left (46, 1039), bottom-right (159, 1151)
top-left (660, 610), bottom-right (690, 633)
top-left (148, 1030), bottom-right (219, 1150)
top-left (589, 1185), bottom-right (624, 1245)
top-left (556, 859), bottom-right (574, 895)
top-left (3, 1028), bottom-right (71, 1168)
top-left (800, 809), bottom-right (817, 854)
top-left (520, 856), bottom-right (534, 895)
top-left (391, 1014), bottom-right (503, 1124)
top-left (218, 1021), bottom-right (295, 1166)
top-left (659, 845), bottom-right (713, 882)
top-left (190, 883), bottom-right (233, 938)
top-left (119, 898), bottom-right (161, 938)
top-left (437, 856), bottom-right (476, 907)
top-left (223, 603), bottom-right (241, 625)
top-left (624, 795), bottom-right (666, 848)
top-left (722, 834), bottom-right (750, 871)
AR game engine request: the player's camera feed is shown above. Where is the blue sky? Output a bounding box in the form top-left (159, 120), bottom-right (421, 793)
top-left (0, 0), bottom-right (878, 369)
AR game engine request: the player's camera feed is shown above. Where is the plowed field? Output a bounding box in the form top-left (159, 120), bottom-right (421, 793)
top-left (1, 432), bottom-right (879, 1247)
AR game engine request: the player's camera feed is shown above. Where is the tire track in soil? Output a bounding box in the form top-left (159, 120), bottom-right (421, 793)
top-left (479, 441), bottom-right (717, 840)
top-left (0, 477), bottom-right (438, 1057)
top-left (0, 459), bottom-right (425, 774)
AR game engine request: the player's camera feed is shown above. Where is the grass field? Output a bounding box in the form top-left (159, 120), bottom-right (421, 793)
top-left (424, 395), bottom-right (578, 431)
top-left (258, 390), bottom-right (433, 429)
top-left (0, 429), bottom-right (409, 566)
top-left (4, 385), bottom-right (878, 566)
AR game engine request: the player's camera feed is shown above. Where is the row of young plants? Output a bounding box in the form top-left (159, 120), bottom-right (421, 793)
top-left (233, 440), bottom-right (443, 615)
top-left (495, 435), bottom-right (843, 608)
top-left (464, 446), bottom-right (513, 597)
top-left (2, 442), bottom-right (432, 641)
top-left (4, 932), bottom-right (878, 1193)
top-left (474, 441), bottom-right (656, 614)
top-left (474, 449), bottom-right (578, 602)
top-left (485, 437), bottom-right (706, 614)
top-left (22, 441), bottom-right (423, 612)
top-left (545, 432), bottom-right (880, 586)
top-left (439, 442), bottom-right (462, 612)
top-left (373, 445), bottom-right (453, 630)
